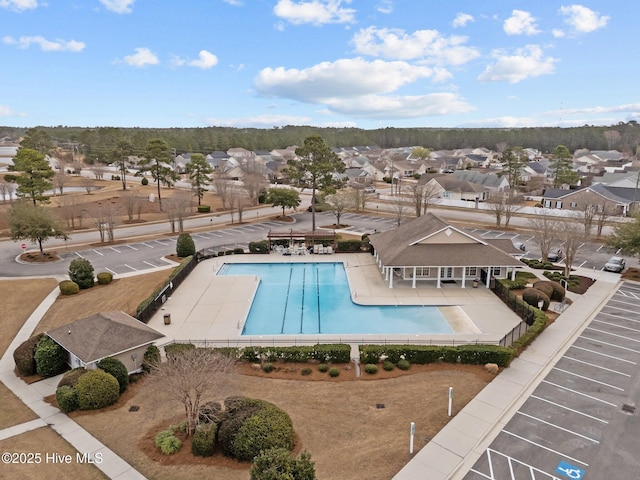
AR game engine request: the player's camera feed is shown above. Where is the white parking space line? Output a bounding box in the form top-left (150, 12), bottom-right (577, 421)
top-left (562, 356), bottom-right (631, 377)
top-left (143, 261), bottom-right (157, 268)
top-left (615, 290), bottom-right (640, 300)
top-left (570, 345), bottom-right (638, 365)
top-left (597, 244), bottom-right (604, 251)
top-left (141, 242), bottom-right (154, 248)
top-left (110, 246), bottom-right (121, 253)
top-left (93, 249), bottom-right (104, 256)
top-left (210, 233), bottom-right (224, 237)
top-left (529, 395), bottom-right (609, 424)
top-left (74, 252), bottom-right (83, 258)
top-left (592, 318), bottom-right (640, 334)
top-left (501, 430), bottom-right (589, 467)
top-left (551, 367), bottom-right (625, 391)
top-left (541, 380), bottom-right (617, 407)
top-left (105, 267), bottom-right (117, 275)
top-left (470, 449), bottom-right (560, 480)
top-left (580, 336), bottom-right (640, 355)
top-left (494, 232), bottom-right (505, 238)
top-left (585, 327), bottom-right (640, 345)
top-left (193, 234), bottom-right (209, 239)
top-left (126, 244), bottom-right (138, 250)
top-left (608, 298), bottom-right (640, 309)
top-left (219, 230), bottom-right (235, 235)
top-left (124, 264), bottom-right (137, 271)
top-left (579, 260), bottom-right (587, 267)
top-left (154, 240), bottom-right (169, 245)
top-left (516, 411), bottom-right (600, 443)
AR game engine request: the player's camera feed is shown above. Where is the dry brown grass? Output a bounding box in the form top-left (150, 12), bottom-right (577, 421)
top-left (0, 382), bottom-right (37, 429)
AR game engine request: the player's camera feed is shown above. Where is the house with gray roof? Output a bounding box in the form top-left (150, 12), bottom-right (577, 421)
top-left (46, 311), bottom-right (164, 374)
top-left (368, 213), bottom-right (523, 288)
top-left (452, 170), bottom-right (509, 191)
top-left (541, 185), bottom-right (630, 215)
top-left (419, 174), bottom-right (490, 202)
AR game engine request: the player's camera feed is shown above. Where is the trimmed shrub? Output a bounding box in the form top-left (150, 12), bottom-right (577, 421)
top-left (250, 448), bottom-right (316, 480)
top-left (191, 424), bottom-right (216, 457)
top-left (141, 177), bottom-right (149, 185)
top-left (364, 364), bottom-right (378, 374)
top-left (96, 271), bottom-right (113, 285)
top-left (248, 240), bottom-right (269, 254)
top-left (301, 367), bottom-right (312, 376)
top-left (383, 360), bottom-right (395, 371)
top-left (34, 336), bottom-right (67, 378)
top-left (397, 359), bottom-right (411, 371)
top-left (55, 385), bottom-right (79, 413)
top-left (328, 367), bottom-right (340, 377)
top-left (533, 280), bottom-right (565, 301)
top-left (142, 344), bottom-right (160, 371)
top-left (68, 258), bottom-right (95, 289)
top-left (262, 363), bottom-right (274, 373)
top-left (532, 281), bottom-right (554, 299)
top-left (318, 363), bottom-right (329, 373)
top-left (176, 233), bottom-right (196, 258)
top-left (197, 205), bottom-right (210, 213)
top-left (57, 367), bottom-right (89, 388)
top-left (13, 333), bottom-right (44, 376)
top-left (164, 342), bottom-right (196, 359)
top-left (522, 287), bottom-right (550, 311)
top-left (155, 430), bottom-right (182, 455)
top-left (232, 247), bottom-right (245, 254)
top-left (97, 357), bottom-right (129, 393)
top-left (75, 369), bottom-right (120, 410)
top-left (58, 280), bottom-right (80, 295)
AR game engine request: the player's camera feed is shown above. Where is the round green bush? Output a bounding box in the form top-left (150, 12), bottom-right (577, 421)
top-left (318, 363), bottom-right (329, 373)
top-left (191, 424), bottom-right (216, 457)
top-left (142, 344), bottom-right (160, 371)
top-left (75, 369), bottom-right (120, 410)
top-left (58, 280), bottom-right (80, 295)
top-left (141, 177), bottom-right (149, 185)
top-left (301, 367), bottom-right (312, 376)
top-left (262, 363), bottom-right (274, 373)
top-left (522, 287), bottom-right (550, 311)
top-left (532, 281), bottom-right (554, 299)
top-left (57, 367), bottom-right (89, 388)
top-left (176, 233), bottom-right (196, 257)
top-left (68, 258), bottom-right (95, 289)
top-left (55, 385), bottom-right (79, 413)
top-left (97, 357), bottom-right (129, 393)
top-left (364, 364), bottom-right (378, 374)
top-left (197, 205), bottom-right (210, 213)
top-left (157, 433), bottom-right (182, 455)
top-left (96, 271), bottom-right (113, 285)
top-left (533, 280), bottom-right (565, 301)
top-left (397, 359), bottom-right (411, 371)
top-left (328, 367), bottom-right (340, 377)
top-left (383, 360), bottom-right (395, 371)
top-left (218, 398), bottom-right (294, 462)
top-left (34, 336), bottom-right (67, 378)
top-left (13, 333), bottom-right (44, 376)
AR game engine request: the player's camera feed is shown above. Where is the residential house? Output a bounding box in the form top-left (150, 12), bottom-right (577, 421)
top-left (46, 311), bottom-right (164, 374)
top-left (541, 184), bottom-right (630, 215)
top-left (419, 174), bottom-right (491, 202)
top-left (368, 212), bottom-right (523, 288)
top-left (452, 170), bottom-right (510, 192)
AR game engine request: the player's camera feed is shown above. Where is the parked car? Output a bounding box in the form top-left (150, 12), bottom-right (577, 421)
top-left (364, 186), bottom-right (376, 193)
top-left (547, 249), bottom-right (563, 262)
top-left (604, 256), bottom-right (626, 273)
top-left (513, 241), bottom-right (526, 252)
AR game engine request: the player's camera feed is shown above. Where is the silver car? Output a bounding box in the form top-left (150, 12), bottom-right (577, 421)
top-left (604, 256), bottom-right (625, 273)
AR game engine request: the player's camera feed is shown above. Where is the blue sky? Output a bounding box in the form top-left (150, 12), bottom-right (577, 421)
top-left (0, 0), bottom-right (636, 129)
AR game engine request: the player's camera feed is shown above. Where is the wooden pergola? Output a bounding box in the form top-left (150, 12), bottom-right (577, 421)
top-left (267, 229), bottom-right (336, 251)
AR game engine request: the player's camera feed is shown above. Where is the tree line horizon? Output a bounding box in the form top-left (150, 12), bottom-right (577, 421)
top-left (1, 121), bottom-right (638, 163)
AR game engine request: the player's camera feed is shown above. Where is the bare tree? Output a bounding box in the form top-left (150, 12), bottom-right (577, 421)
top-left (392, 186), bottom-right (408, 226)
top-left (164, 190), bottom-right (192, 233)
top-left (242, 172), bottom-right (268, 206)
top-left (88, 202), bottom-right (121, 243)
top-left (0, 179), bottom-right (16, 204)
top-left (325, 190), bottom-right (352, 227)
top-left (213, 173), bottom-right (232, 209)
top-left (53, 171), bottom-right (67, 196)
top-left (92, 166), bottom-right (106, 180)
top-left (503, 191), bottom-right (523, 228)
top-left (529, 213), bottom-right (560, 262)
top-left (487, 192), bottom-right (507, 228)
top-left (122, 190), bottom-right (141, 223)
top-left (558, 217), bottom-right (585, 277)
top-left (60, 194), bottom-right (82, 230)
top-left (487, 191), bottom-right (523, 229)
top-left (228, 187), bottom-right (249, 224)
top-left (595, 202), bottom-right (615, 238)
top-left (81, 175), bottom-right (95, 194)
top-left (409, 182), bottom-right (441, 217)
top-left (147, 348), bottom-right (237, 437)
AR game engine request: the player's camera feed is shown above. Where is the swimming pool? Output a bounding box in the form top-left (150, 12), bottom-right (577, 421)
top-left (218, 262), bottom-right (453, 335)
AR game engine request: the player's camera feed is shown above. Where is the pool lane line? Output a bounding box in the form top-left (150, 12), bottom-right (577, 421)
top-left (300, 268), bottom-right (306, 334)
top-left (316, 267), bottom-right (321, 334)
top-left (280, 266), bottom-right (293, 334)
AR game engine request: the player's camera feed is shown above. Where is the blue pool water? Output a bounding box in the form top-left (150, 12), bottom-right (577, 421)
top-left (218, 263), bottom-right (453, 335)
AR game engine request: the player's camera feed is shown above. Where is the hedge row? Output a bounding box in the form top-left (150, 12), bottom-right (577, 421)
top-left (238, 344), bottom-right (351, 363)
top-left (359, 344), bottom-right (515, 367)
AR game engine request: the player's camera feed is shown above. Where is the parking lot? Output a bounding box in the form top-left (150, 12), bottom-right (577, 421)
top-left (463, 281), bottom-right (640, 480)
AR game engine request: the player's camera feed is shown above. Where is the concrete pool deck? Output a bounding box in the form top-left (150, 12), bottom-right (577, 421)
top-left (148, 253), bottom-right (522, 346)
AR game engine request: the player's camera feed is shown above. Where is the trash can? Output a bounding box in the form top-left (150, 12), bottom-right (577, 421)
top-left (163, 313), bottom-right (171, 325)
top-left (472, 278), bottom-right (479, 288)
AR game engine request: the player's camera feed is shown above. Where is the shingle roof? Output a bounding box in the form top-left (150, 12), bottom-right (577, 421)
top-left (47, 311), bottom-right (164, 364)
top-left (369, 213), bottom-right (523, 267)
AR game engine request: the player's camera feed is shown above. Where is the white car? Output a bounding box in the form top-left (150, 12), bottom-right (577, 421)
top-left (604, 256), bottom-right (625, 273)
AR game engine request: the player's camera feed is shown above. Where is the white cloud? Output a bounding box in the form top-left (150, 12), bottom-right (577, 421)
top-left (100, 0), bottom-right (135, 14)
top-left (122, 47), bottom-right (159, 67)
top-left (503, 10), bottom-right (540, 36)
top-left (254, 57), bottom-right (473, 119)
top-left (464, 116), bottom-right (540, 128)
top-left (452, 13), bottom-right (474, 28)
top-left (3, 35), bottom-right (85, 52)
top-left (0, 104), bottom-right (16, 116)
top-left (255, 58), bottom-right (437, 102)
top-left (188, 50), bottom-right (218, 69)
top-left (0, 0), bottom-right (38, 12)
top-left (273, 0), bottom-right (355, 26)
top-left (559, 5), bottom-right (609, 34)
top-left (223, 0), bottom-right (243, 5)
top-left (351, 27), bottom-right (479, 66)
top-left (205, 114), bottom-right (313, 128)
top-left (376, 0), bottom-right (392, 14)
top-left (549, 102), bottom-right (640, 117)
top-left (478, 45), bottom-right (557, 83)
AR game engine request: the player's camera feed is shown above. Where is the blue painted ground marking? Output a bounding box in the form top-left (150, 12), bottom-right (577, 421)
top-left (556, 461), bottom-right (585, 479)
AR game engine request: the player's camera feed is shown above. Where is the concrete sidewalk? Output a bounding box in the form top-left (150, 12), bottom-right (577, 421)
top-left (0, 284), bottom-right (147, 480)
top-left (392, 269), bottom-right (620, 479)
